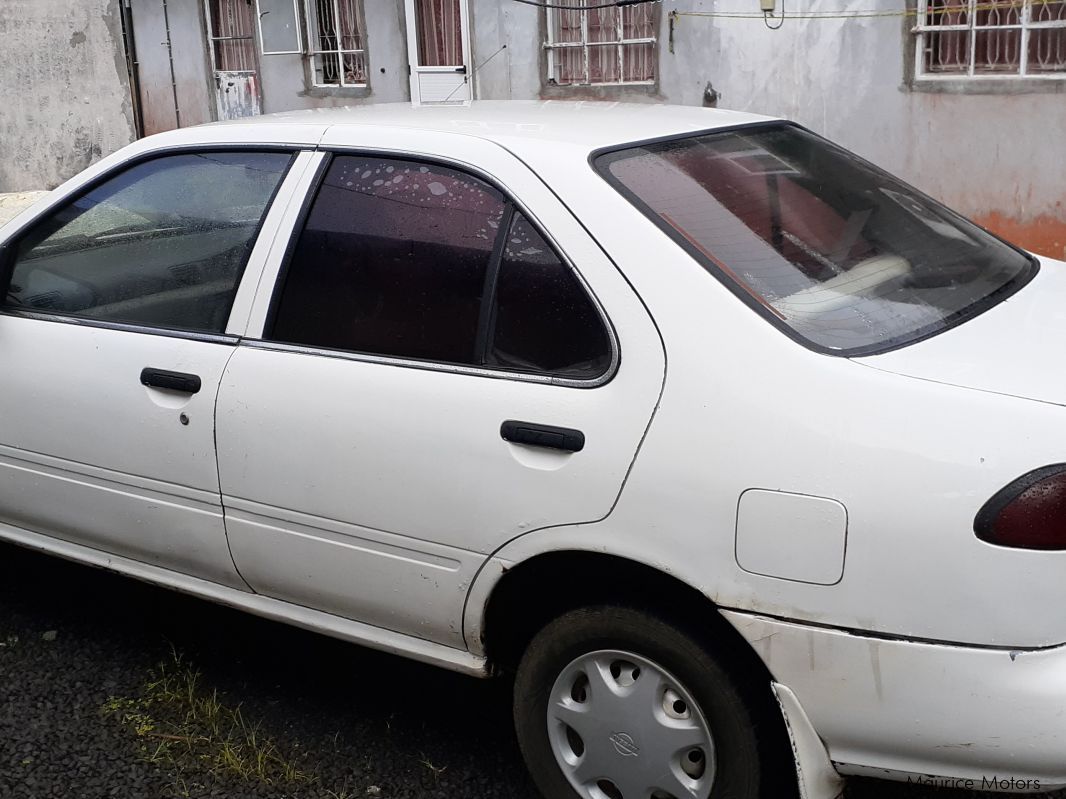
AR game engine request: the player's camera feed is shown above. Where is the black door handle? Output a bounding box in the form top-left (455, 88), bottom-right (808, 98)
top-left (501, 420), bottom-right (584, 452)
top-left (455, 65), bottom-right (468, 74)
top-left (140, 367), bottom-right (202, 394)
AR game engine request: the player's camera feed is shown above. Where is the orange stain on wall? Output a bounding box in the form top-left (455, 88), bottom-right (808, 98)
top-left (973, 212), bottom-right (1066, 261)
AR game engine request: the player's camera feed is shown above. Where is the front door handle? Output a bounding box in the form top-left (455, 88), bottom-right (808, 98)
top-left (140, 367), bottom-right (202, 394)
top-left (501, 420), bottom-right (585, 452)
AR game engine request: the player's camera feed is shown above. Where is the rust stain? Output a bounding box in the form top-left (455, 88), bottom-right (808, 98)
top-left (973, 210), bottom-right (1066, 261)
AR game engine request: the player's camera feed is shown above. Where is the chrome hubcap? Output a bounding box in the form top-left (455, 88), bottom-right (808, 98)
top-left (546, 650), bottom-right (716, 799)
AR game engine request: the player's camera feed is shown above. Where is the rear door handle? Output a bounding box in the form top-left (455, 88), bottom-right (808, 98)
top-left (140, 367), bottom-right (202, 394)
top-left (501, 420), bottom-right (585, 452)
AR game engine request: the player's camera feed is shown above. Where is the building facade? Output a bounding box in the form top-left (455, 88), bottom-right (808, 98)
top-left (0, 0), bottom-right (1062, 257)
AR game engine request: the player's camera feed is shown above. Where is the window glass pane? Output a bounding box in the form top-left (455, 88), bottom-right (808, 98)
top-left (209, 0), bottom-right (257, 71)
top-left (587, 7), bottom-right (619, 42)
top-left (7, 152), bottom-right (291, 333)
top-left (547, 2), bottom-right (656, 85)
top-left (1028, 0), bottom-right (1066, 73)
top-left (488, 214), bottom-right (611, 378)
top-left (598, 125), bottom-right (1032, 354)
top-left (416, 0), bottom-right (464, 66)
top-left (622, 4), bottom-right (655, 38)
top-left (918, 0), bottom-right (1066, 78)
top-left (973, 28), bottom-right (1022, 73)
top-left (923, 28), bottom-right (971, 73)
top-left (257, 0), bottom-right (301, 54)
top-left (308, 0), bottom-right (366, 85)
top-left (271, 156), bottom-right (504, 364)
top-left (622, 41), bottom-right (655, 81)
top-left (552, 3), bottom-right (584, 43)
top-left (975, 0), bottom-right (1022, 26)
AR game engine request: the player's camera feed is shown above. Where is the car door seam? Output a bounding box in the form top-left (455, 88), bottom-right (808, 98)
top-left (213, 338), bottom-right (256, 593)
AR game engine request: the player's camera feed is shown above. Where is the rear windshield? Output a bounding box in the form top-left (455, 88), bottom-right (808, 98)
top-left (595, 124), bottom-right (1035, 355)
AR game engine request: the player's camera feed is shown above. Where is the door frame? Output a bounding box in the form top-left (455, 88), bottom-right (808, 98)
top-left (404, 0), bottom-right (474, 105)
top-left (202, 0), bottom-right (265, 120)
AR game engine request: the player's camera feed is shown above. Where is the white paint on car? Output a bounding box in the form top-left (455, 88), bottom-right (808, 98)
top-left (1, 101), bottom-right (1061, 794)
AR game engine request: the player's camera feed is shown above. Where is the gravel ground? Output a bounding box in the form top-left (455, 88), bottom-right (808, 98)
top-left (0, 541), bottom-right (1061, 799)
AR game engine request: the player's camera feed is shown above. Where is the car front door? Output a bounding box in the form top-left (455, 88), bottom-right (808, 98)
top-left (215, 133), bottom-right (665, 648)
top-left (0, 148), bottom-right (296, 585)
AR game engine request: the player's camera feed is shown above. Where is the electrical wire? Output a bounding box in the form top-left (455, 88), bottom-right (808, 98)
top-left (674, 0), bottom-right (1061, 21)
top-left (763, 0), bottom-right (785, 30)
top-left (511, 0), bottom-right (661, 9)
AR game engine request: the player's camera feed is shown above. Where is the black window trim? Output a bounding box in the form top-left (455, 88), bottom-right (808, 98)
top-left (590, 120), bottom-right (1040, 358)
top-left (254, 147), bottom-right (621, 389)
top-left (0, 143), bottom-right (301, 344)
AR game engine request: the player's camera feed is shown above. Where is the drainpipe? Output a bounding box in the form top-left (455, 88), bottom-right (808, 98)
top-left (119, 0), bottom-right (146, 137)
top-left (161, 0), bottom-right (183, 128)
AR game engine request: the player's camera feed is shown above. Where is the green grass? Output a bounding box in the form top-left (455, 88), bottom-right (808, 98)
top-left (101, 648), bottom-right (319, 793)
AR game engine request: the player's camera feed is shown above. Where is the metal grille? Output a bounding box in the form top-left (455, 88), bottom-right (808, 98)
top-left (208, 0), bottom-right (257, 72)
top-left (305, 0), bottom-right (367, 87)
top-left (545, 0), bottom-right (656, 86)
top-left (915, 0), bottom-right (1066, 77)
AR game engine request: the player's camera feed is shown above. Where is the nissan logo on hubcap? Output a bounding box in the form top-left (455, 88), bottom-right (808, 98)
top-left (609, 732), bottom-right (640, 757)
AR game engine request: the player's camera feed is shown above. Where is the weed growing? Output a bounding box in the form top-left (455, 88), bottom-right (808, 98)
top-left (101, 648), bottom-right (318, 794)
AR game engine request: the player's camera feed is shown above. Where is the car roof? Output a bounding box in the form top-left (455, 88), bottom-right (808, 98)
top-left (205, 100), bottom-right (778, 155)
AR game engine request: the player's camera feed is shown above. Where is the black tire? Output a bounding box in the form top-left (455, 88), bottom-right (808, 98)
top-left (513, 605), bottom-right (766, 799)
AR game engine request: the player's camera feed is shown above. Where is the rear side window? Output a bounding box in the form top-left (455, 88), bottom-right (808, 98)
top-left (487, 214), bottom-right (611, 378)
top-left (596, 124), bottom-right (1034, 355)
top-left (6, 151), bottom-right (292, 333)
top-left (271, 156), bottom-right (505, 364)
top-left (270, 154), bottom-right (612, 380)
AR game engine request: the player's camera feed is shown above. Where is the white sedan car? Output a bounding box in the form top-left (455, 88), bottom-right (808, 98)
top-left (1, 102), bottom-right (1062, 799)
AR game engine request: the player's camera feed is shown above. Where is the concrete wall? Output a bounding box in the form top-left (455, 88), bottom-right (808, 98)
top-left (256, 2), bottom-right (410, 112)
top-left (465, 0), bottom-right (1065, 259)
top-left (0, 0), bottom-right (136, 192)
top-left (1, 0), bottom-right (1060, 257)
top-left (672, 0), bottom-right (1066, 259)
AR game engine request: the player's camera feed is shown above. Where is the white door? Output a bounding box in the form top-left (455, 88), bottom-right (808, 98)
top-left (0, 149), bottom-right (293, 585)
top-left (215, 71), bottom-right (262, 121)
top-left (216, 134), bottom-right (665, 648)
top-left (206, 0), bottom-right (263, 120)
top-left (405, 0), bottom-right (472, 104)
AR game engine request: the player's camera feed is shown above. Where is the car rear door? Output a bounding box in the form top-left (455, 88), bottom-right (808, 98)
top-left (0, 147), bottom-right (306, 585)
top-left (215, 130), bottom-right (665, 648)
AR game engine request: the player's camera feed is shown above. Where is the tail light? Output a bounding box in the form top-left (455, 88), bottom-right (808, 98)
top-left (975, 464), bottom-right (1066, 550)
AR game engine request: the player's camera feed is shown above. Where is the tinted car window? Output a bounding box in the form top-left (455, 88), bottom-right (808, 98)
top-left (597, 124), bottom-right (1033, 354)
top-left (6, 151), bottom-right (291, 333)
top-left (271, 155), bottom-right (505, 364)
top-left (487, 213), bottom-right (611, 379)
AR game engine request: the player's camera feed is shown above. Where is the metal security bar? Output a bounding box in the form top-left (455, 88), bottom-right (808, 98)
top-left (914, 0), bottom-right (1066, 78)
top-left (304, 0), bottom-right (367, 87)
top-left (545, 1), bottom-right (656, 86)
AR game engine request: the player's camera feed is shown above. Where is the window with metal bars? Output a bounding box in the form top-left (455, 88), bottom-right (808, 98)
top-left (209, 0), bottom-right (258, 72)
top-left (545, 1), bottom-right (657, 86)
top-left (914, 0), bottom-right (1066, 78)
top-left (304, 0), bottom-right (367, 87)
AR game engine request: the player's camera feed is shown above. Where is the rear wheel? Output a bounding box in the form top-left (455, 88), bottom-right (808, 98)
top-left (513, 606), bottom-right (764, 799)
